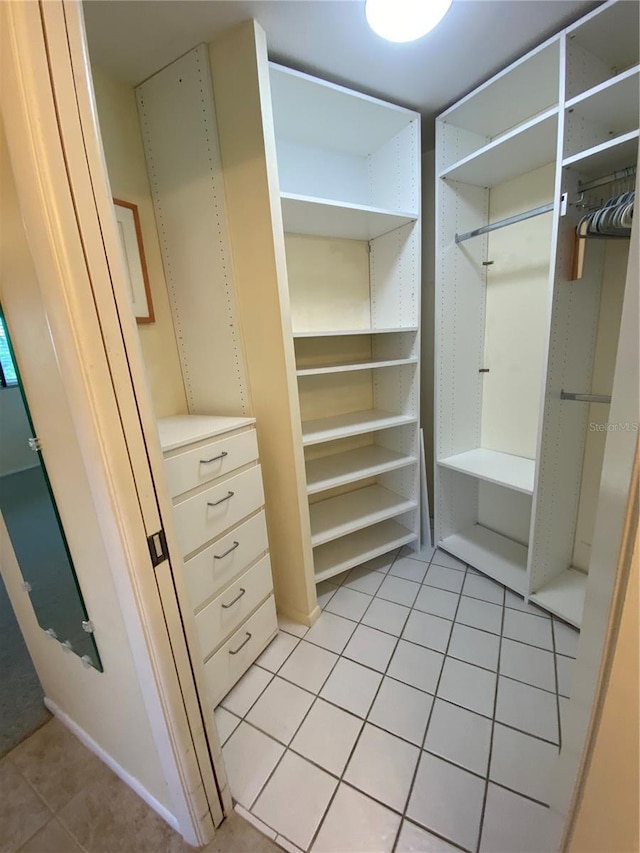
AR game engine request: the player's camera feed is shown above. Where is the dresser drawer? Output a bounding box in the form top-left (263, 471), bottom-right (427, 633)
top-left (206, 594), bottom-right (278, 708)
top-left (173, 466), bottom-right (264, 557)
top-left (164, 429), bottom-right (258, 499)
top-left (195, 555), bottom-right (273, 659)
top-left (184, 511), bottom-right (269, 612)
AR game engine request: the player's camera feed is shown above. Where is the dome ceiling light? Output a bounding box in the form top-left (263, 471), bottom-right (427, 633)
top-left (365, 0), bottom-right (453, 43)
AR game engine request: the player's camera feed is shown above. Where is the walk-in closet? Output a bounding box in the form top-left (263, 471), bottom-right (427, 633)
top-left (2, 0), bottom-right (635, 851)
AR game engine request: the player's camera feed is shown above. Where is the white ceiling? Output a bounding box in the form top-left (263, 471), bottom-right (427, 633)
top-left (83, 0), bottom-right (599, 148)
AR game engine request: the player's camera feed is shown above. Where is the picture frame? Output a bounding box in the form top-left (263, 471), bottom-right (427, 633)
top-left (113, 198), bottom-right (155, 324)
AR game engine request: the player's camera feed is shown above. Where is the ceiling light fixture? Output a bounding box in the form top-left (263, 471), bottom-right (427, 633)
top-left (365, 0), bottom-right (453, 43)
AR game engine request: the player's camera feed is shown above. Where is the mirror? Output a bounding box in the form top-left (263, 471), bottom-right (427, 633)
top-left (0, 309), bottom-right (101, 669)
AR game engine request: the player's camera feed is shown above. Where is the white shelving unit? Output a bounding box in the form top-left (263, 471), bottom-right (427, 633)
top-left (269, 63), bottom-right (422, 585)
top-left (435, 0), bottom-right (638, 628)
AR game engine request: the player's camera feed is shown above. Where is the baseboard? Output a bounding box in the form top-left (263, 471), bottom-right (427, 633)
top-left (44, 697), bottom-right (180, 834)
top-left (276, 602), bottom-right (321, 627)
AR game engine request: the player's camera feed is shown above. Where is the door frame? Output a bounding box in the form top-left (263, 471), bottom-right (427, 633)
top-left (1, 0), bottom-right (231, 844)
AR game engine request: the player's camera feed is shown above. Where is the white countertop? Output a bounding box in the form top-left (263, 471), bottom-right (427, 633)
top-left (157, 414), bottom-right (256, 452)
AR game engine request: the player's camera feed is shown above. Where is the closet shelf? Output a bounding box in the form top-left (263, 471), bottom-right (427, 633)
top-left (563, 130), bottom-right (639, 176)
top-left (293, 327), bottom-right (418, 338)
top-left (440, 108), bottom-right (559, 188)
top-left (565, 65), bottom-right (639, 132)
top-left (306, 445), bottom-right (416, 495)
top-left (296, 356), bottom-right (417, 377)
top-left (314, 519), bottom-right (417, 583)
top-left (439, 524), bottom-right (529, 595)
top-left (438, 449), bottom-right (535, 495)
top-left (529, 568), bottom-right (586, 629)
top-left (302, 409), bottom-right (417, 446)
top-left (280, 192), bottom-right (418, 240)
top-left (310, 484), bottom-right (416, 547)
top-left (439, 40), bottom-right (560, 142)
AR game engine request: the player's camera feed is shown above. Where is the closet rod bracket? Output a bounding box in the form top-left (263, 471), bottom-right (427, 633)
top-left (561, 390), bottom-right (611, 404)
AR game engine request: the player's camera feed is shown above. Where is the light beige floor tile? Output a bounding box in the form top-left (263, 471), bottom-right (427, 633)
top-left (19, 817), bottom-right (83, 853)
top-left (0, 759), bottom-right (52, 853)
top-left (9, 718), bottom-right (108, 813)
top-left (56, 764), bottom-right (193, 853)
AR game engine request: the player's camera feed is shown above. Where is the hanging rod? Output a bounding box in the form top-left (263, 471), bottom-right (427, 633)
top-left (577, 165), bottom-right (636, 194)
top-left (455, 202), bottom-right (554, 244)
top-left (561, 390), bottom-right (611, 404)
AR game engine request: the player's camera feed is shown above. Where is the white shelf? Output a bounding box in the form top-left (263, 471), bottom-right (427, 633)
top-left (293, 327), bottom-right (418, 338)
top-left (310, 484), bottom-right (416, 547)
top-left (440, 108), bottom-right (559, 188)
top-left (563, 129), bottom-right (639, 176)
top-left (440, 524), bottom-right (529, 595)
top-left (306, 445), bottom-right (416, 495)
top-left (281, 193), bottom-right (417, 240)
top-left (566, 66), bottom-right (639, 134)
top-left (314, 519), bottom-right (417, 583)
top-left (296, 356), bottom-right (417, 377)
top-left (302, 409), bottom-right (417, 446)
top-left (438, 449), bottom-right (535, 495)
top-left (529, 568), bottom-right (586, 628)
top-left (270, 63), bottom-right (417, 157)
top-left (441, 39), bottom-right (560, 141)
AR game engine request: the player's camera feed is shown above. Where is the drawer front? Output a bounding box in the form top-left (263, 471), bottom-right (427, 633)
top-left (184, 511), bottom-right (269, 612)
top-left (174, 466), bottom-right (264, 557)
top-left (164, 429), bottom-right (258, 499)
top-left (205, 594), bottom-right (278, 708)
top-left (195, 555), bottom-right (273, 660)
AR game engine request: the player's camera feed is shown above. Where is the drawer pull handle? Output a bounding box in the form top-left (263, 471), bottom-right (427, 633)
top-left (208, 491), bottom-right (234, 507)
top-left (229, 632), bottom-right (252, 655)
top-left (200, 451), bottom-right (228, 464)
top-left (214, 541), bottom-right (240, 560)
top-left (222, 588), bottom-right (246, 609)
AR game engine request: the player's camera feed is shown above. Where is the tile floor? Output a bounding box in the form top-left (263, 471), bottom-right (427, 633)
top-left (0, 716), bottom-right (282, 853)
top-left (217, 545), bottom-right (580, 853)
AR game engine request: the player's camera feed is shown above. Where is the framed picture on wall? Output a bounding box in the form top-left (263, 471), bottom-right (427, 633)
top-left (113, 198), bottom-right (155, 324)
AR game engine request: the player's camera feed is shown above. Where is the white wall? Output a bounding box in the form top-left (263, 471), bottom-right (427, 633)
top-left (91, 68), bottom-right (187, 420)
top-left (481, 162), bottom-right (555, 459)
top-left (0, 124), bottom-right (173, 815)
top-left (0, 386), bottom-right (38, 475)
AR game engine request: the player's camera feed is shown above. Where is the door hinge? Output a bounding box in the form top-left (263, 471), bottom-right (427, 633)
top-left (148, 528), bottom-right (169, 567)
top-left (28, 436), bottom-right (42, 452)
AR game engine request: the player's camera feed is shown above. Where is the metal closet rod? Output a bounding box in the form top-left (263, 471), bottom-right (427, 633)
top-left (455, 202), bottom-right (554, 244)
top-left (578, 164), bottom-right (636, 194)
top-left (561, 390), bottom-right (611, 404)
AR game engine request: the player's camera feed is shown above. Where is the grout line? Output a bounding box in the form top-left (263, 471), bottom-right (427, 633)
top-left (223, 550), bottom-right (571, 850)
top-left (550, 616), bottom-right (564, 750)
top-left (475, 584), bottom-right (506, 853)
top-left (390, 563), bottom-right (469, 853)
top-left (400, 816), bottom-right (469, 852)
top-left (306, 545), bottom-right (410, 852)
top-left (235, 551), bottom-right (411, 826)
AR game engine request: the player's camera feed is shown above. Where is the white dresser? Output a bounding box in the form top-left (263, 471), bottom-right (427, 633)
top-left (157, 415), bottom-right (277, 707)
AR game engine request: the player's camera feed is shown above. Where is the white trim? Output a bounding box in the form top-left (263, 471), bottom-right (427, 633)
top-left (44, 697), bottom-right (180, 834)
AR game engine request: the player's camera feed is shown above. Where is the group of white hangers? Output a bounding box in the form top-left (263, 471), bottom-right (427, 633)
top-left (576, 190), bottom-right (635, 239)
